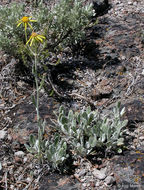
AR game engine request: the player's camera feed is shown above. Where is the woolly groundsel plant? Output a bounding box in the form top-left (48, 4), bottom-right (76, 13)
top-left (1, 1), bottom-right (128, 170)
top-left (56, 102), bottom-right (128, 157)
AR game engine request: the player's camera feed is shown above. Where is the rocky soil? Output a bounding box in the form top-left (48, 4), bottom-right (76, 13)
top-left (0, 0), bottom-right (144, 189)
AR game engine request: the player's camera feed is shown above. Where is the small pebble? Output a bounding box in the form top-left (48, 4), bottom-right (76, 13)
top-left (133, 2), bottom-right (137, 6)
top-left (104, 176), bottom-right (116, 185)
top-left (23, 156), bottom-right (28, 163)
top-left (14, 151), bottom-right (25, 158)
top-left (128, 1), bottom-right (133, 5)
top-left (26, 177), bottom-right (32, 183)
top-left (95, 181), bottom-right (100, 187)
top-left (0, 130), bottom-right (7, 140)
top-left (82, 183), bottom-right (87, 187)
top-left (93, 168), bottom-right (106, 180)
top-left (78, 169), bottom-right (86, 177)
top-left (139, 136), bottom-right (144, 140)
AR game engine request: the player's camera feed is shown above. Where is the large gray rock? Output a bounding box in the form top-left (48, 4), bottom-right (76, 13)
top-left (92, 168), bottom-right (107, 180)
top-left (104, 176), bottom-right (116, 185)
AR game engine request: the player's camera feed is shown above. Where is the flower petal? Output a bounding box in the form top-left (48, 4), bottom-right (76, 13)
top-left (29, 19), bottom-right (37, 22)
top-left (30, 38), bottom-right (34, 46)
top-left (28, 23), bottom-right (33, 29)
top-left (36, 36), bottom-right (43, 42)
top-left (38, 35), bottom-right (46, 39)
top-left (17, 22), bottom-right (22, 27)
top-left (26, 36), bottom-right (32, 45)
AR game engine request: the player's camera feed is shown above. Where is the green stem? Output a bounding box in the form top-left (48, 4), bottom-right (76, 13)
top-left (34, 54), bottom-right (40, 122)
top-left (25, 29), bottom-right (27, 42)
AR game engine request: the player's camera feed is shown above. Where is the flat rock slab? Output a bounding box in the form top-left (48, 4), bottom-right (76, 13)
top-left (122, 100), bottom-right (144, 123)
top-left (110, 147), bottom-right (144, 190)
top-left (39, 174), bottom-right (80, 190)
top-left (9, 94), bottom-right (61, 143)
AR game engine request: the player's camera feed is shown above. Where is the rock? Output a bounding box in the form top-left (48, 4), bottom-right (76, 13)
top-left (11, 141), bottom-right (21, 149)
top-left (67, 79), bottom-right (74, 85)
top-left (23, 156), bottom-right (28, 163)
top-left (78, 169), bottom-right (86, 177)
top-left (95, 181), bottom-right (100, 186)
top-left (91, 79), bottom-right (113, 100)
top-left (85, 81), bottom-right (92, 87)
top-left (14, 151), bottom-right (25, 158)
top-left (26, 177), bottom-right (32, 183)
top-left (0, 130), bottom-right (7, 140)
top-left (128, 1), bottom-right (133, 5)
top-left (139, 136), bottom-right (144, 140)
top-left (7, 134), bottom-right (12, 141)
top-left (133, 2), bottom-right (137, 6)
top-left (122, 100), bottom-right (144, 123)
top-left (14, 156), bottom-right (23, 163)
top-left (109, 147), bottom-right (144, 189)
top-left (82, 183), bottom-right (87, 187)
top-left (104, 176), bottom-right (115, 185)
top-left (93, 168), bottom-right (106, 180)
top-left (93, 0), bottom-right (109, 16)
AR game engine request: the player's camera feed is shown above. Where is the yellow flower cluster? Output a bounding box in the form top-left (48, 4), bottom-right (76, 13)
top-left (17, 16), bottom-right (37, 30)
top-left (26, 31), bottom-right (46, 46)
top-left (17, 16), bottom-right (45, 46)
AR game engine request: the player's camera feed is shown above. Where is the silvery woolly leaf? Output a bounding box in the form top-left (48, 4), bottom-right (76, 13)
top-left (47, 151), bottom-right (52, 161)
top-left (117, 138), bottom-right (124, 146)
top-left (86, 106), bottom-right (91, 114)
top-left (68, 110), bottom-right (73, 120)
top-left (34, 140), bottom-right (39, 151)
top-left (58, 148), bottom-right (66, 158)
top-left (72, 119), bottom-right (76, 128)
top-left (120, 107), bottom-right (126, 116)
top-left (82, 111), bottom-right (87, 120)
top-left (121, 119), bottom-right (128, 127)
top-left (54, 134), bottom-right (60, 147)
top-left (89, 135), bottom-right (97, 147)
top-left (24, 144), bottom-right (32, 152)
top-left (49, 144), bottom-right (55, 155)
top-left (60, 124), bottom-right (68, 134)
top-left (77, 114), bottom-right (81, 123)
top-left (117, 101), bottom-right (121, 109)
top-left (85, 141), bottom-right (90, 149)
top-left (61, 116), bottom-right (68, 125)
top-left (29, 134), bottom-right (36, 146)
top-left (59, 106), bottom-right (65, 114)
top-left (101, 133), bottom-right (106, 142)
top-left (62, 141), bottom-right (67, 150)
top-left (61, 157), bottom-right (66, 161)
top-left (58, 113), bottom-right (63, 122)
top-left (88, 113), bottom-right (94, 124)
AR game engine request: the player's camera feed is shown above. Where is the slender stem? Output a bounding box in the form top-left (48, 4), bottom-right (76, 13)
top-left (34, 52), bottom-right (43, 164)
top-left (34, 54), bottom-right (40, 122)
top-left (25, 29), bottom-right (27, 42)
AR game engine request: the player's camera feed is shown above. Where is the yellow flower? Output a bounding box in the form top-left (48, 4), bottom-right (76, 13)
top-left (26, 31), bottom-right (46, 46)
top-left (17, 16), bottom-right (37, 30)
